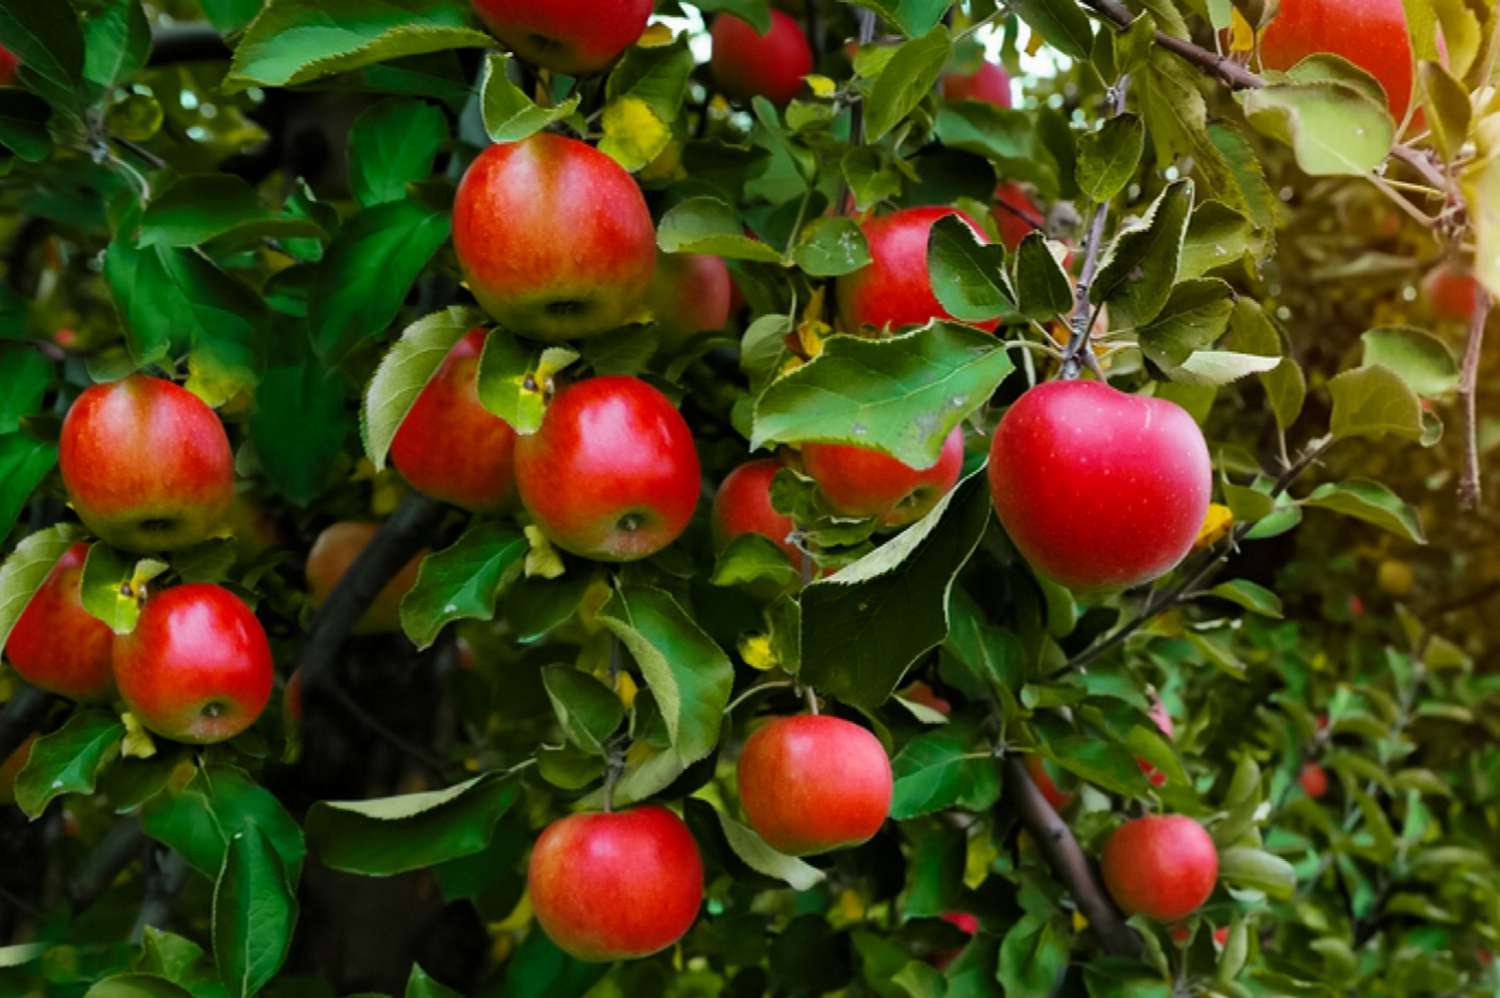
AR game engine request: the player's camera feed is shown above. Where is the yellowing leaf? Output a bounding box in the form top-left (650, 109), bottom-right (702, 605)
top-left (120, 712), bottom-right (157, 760)
top-left (600, 96), bottom-right (672, 173)
top-left (1195, 502), bottom-right (1234, 549)
top-left (738, 633), bottom-right (779, 671)
top-left (615, 671), bottom-right (639, 710)
top-left (637, 22), bottom-right (674, 47)
top-left (806, 74), bottom-right (837, 98)
top-left (1231, 8), bottom-right (1254, 52)
top-left (523, 525), bottom-right (565, 580)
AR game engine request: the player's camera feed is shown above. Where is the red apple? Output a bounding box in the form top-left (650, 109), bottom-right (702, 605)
top-left (737, 714), bottom-right (892, 855)
top-left (943, 61), bottom-right (1012, 108)
top-left (470, 0), bottom-right (652, 76)
top-left (1138, 697), bottom-right (1175, 788)
top-left (516, 376), bottom-right (700, 561)
top-left (710, 11), bottom-right (813, 107)
top-left (5, 543), bottom-right (115, 701)
top-left (0, 46), bottom-right (17, 87)
top-left (647, 253), bottom-right (733, 349)
top-left (712, 459), bottom-right (802, 566)
top-left (1101, 815), bottom-right (1218, 921)
top-left (802, 426), bottom-right (964, 527)
top-left (0, 734), bottom-right (36, 805)
top-left (390, 328), bottom-right (518, 512)
top-left (837, 207), bottom-right (1000, 333)
top-left (993, 181), bottom-right (1046, 251)
top-left (60, 375), bottom-right (234, 552)
top-left (1167, 922), bottom-right (1192, 946)
top-left (988, 380), bottom-right (1211, 590)
top-left (1299, 761), bottom-right (1329, 798)
top-left (899, 680), bottom-right (952, 717)
top-left (453, 134), bottom-right (656, 341)
top-left (932, 910), bottom-right (979, 970)
top-left (1259, 0), bottom-right (1418, 123)
top-left (1421, 262), bottom-right (1483, 323)
top-left (1025, 754), bottom-right (1074, 811)
top-left (1213, 925), bottom-right (1230, 947)
top-left (112, 583), bottom-right (274, 744)
top-left (306, 522), bottom-right (426, 635)
top-left (528, 805), bottom-right (704, 961)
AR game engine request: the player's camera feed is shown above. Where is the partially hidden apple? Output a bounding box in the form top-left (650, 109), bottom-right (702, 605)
top-left (60, 375), bottom-right (234, 552)
top-left (470, 0), bottom-right (653, 76)
top-left (5, 543), bottom-right (115, 701)
top-left (0, 45), bottom-right (18, 86)
top-left (1259, 0), bottom-right (1419, 123)
top-left (710, 10), bottom-right (814, 107)
top-left (1138, 697), bottom-right (1175, 788)
top-left (1101, 815), bottom-right (1218, 921)
top-left (516, 376), bottom-right (700, 562)
top-left (837, 206), bottom-right (1001, 333)
top-left (994, 181), bottom-right (1046, 251)
top-left (390, 328), bottom-right (518, 512)
top-left (0, 734), bottom-right (36, 805)
top-left (738, 714), bottom-right (892, 855)
top-left (803, 426), bottom-right (964, 528)
top-left (647, 252), bottom-right (732, 349)
top-left (306, 522), bottom-right (426, 635)
top-left (453, 133), bottom-right (656, 341)
top-left (988, 380), bottom-right (1211, 590)
top-left (943, 61), bottom-right (1012, 108)
top-left (112, 583), bottom-right (274, 744)
top-left (1421, 262), bottom-right (1483, 323)
top-left (712, 459), bottom-right (802, 567)
top-left (528, 805), bottom-right (704, 961)
top-left (1299, 761), bottom-right (1329, 798)
top-left (1025, 754), bottom-right (1075, 811)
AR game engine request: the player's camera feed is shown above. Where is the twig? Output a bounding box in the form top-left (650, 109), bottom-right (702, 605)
top-left (131, 846), bottom-right (189, 943)
top-left (835, 10), bottom-right (879, 215)
top-left (0, 685), bottom-right (56, 763)
top-left (68, 818), bottom-right (146, 911)
top-left (1004, 756), bottom-right (1141, 957)
top-left (1457, 290), bottom-right (1491, 509)
top-left (993, 193), bottom-right (1048, 232)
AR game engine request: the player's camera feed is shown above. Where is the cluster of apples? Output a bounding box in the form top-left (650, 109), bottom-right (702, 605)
top-left (8, 376), bottom-right (273, 744)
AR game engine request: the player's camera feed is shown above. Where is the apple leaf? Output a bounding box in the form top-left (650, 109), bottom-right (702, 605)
top-left (599, 37), bottom-right (694, 172)
top-left (474, 329), bottom-right (580, 435)
top-left (1359, 327), bottom-right (1459, 398)
top-left (305, 774), bottom-right (518, 876)
top-left (1013, 232), bottom-right (1073, 322)
top-left (1075, 113), bottom-right (1145, 202)
top-left (0, 434), bottom-right (58, 542)
top-left (715, 810), bottom-right (826, 891)
top-left (999, 914), bottom-right (1071, 998)
top-left (657, 197), bottom-right (785, 263)
top-left (1179, 200), bottom-right (1254, 280)
top-left (540, 666), bottom-right (625, 756)
top-left (794, 216), bottom-right (871, 277)
top-left (1138, 278), bottom-right (1235, 367)
top-left (140, 765), bottom-right (307, 884)
top-left (1048, 734), bottom-right (1150, 797)
top-left (800, 471), bottom-right (992, 708)
top-left (1208, 579), bottom-right (1285, 618)
top-left (927, 213), bottom-right (1015, 324)
top-left (399, 522), bottom-right (528, 651)
top-left (0, 523), bottom-right (83, 652)
top-left (349, 99), bottom-right (449, 207)
top-left (1240, 79), bottom-right (1394, 177)
top-left (865, 25), bottom-right (949, 143)
top-left (81, 975), bottom-right (195, 998)
top-left (137, 175), bottom-right (326, 249)
top-left (1303, 480), bottom-right (1426, 544)
top-left (690, 0), bottom-right (771, 33)
top-left (79, 542), bottom-right (166, 635)
top-left (0, 2), bottom-right (84, 117)
top-left (251, 358), bottom-right (352, 506)
top-left (212, 826), bottom-right (298, 998)
top-left (1092, 179), bottom-right (1194, 327)
top-left (361, 306), bottom-right (481, 470)
top-left (406, 964), bottom-right (464, 998)
top-left (1419, 60), bottom-right (1471, 164)
top-left (848, 0), bottom-right (950, 38)
top-left (1328, 364), bottom-right (1425, 442)
top-left (710, 533), bottom-right (799, 590)
top-left (888, 727), bottom-right (1001, 820)
top-left (225, 0), bottom-right (491, 91)
top-left (478, 52), bottom-right (578, 145)
top-left (14, 709), bottom-right (124, 819)
top-left (1218, 846), bottom-right (1298, 899)
top-left (935, 103), bottom-right (1059, 197)
top-left (751, 323), bottom-right (1014, 467)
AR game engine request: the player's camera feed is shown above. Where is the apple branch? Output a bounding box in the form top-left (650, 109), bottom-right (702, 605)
top-left (1458, 289), bottom-right (1491, 509)
top-left (0, 684), bottom-right (56, 764)
top-left (1004, 756), bottom-right (1141, 957)
top-left (68, 818), bottom-right (146, 911)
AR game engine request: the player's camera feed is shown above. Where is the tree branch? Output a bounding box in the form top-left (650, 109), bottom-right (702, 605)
top-left (131, 846), bottom-right (189, 942)
top-left (0, 685), bottom-right (56, 763)
top-left (147, 24), bottom-right (231, 66)
top-left (1004, 756), bottom-right (1141, 957)
top-left (68, 818), bottom-right (146, 911)
top-left (1457, 289), bottom-right (1491, 510)
top-left (1078, 0), bottom-right (1266, 89)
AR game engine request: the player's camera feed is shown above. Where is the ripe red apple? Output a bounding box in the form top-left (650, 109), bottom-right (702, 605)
top-left (994, 181), bottom-right (1046, 251)
top-left (837, 207), bottom-right (1001, 334)
top-left (1299, 761), bottom-right (1329, 798)
top-left (932, 911), bottom-right (979, 970)
top-left (1213, 925), bottom-right (1230, 947)
top-left (712, 459), bottom-right (802, 566)
top-left (1259, 0), bottom-right (1417, 123)
top-left (737, 714), bottom-right (892, 855)
top-left (1138, 697), bottom-right (1175, 788)
top-left (306, 522), bottom-right (426, 635)
top-left (802, 426), bottom-right (964, 527)
top-left (60, 375), bottom-right (234, 552)
top-left (0, 46), bottom-right (17, 87)
top-left (1025, 754), bottom-right (1074, 811)
top-left (516, 376), bottom-right (700, 562)
top-left (5, 543), bottom-right (115, 702)
top-left (710, 11), bottom-right (814, 107)
top-left (943, 61), bottom-right (1012, 108)
top-left (453, 133), bottom-right (656, 341)
top-left (112, 583), bottom-right (274, 744)
top-left (528, 805), bottom-right (704, 961)
top-left (390, 328), bottom-right (518, 512)
top-left (471, 0), bottom-right (652, 76)
top-left (988, 381), bottom-right (1211, 590)
top-left (1421, 262), bottom-right (1483, 323)
top-left (647, 253), bottom-right (733, 349)
top-left (1100, 815), bottom-right (1218, 921)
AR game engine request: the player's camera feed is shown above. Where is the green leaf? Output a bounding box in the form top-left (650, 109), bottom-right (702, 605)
top-left (998, 915), bottom-right (1069, 997)
top-left (865, 26), bottom-right (951, 144)
top-left (1418, 60), bottom-right (1470, 163)
top-left (1091, 179), bottom-right (1194, 327)
top-left (0, 3), bottom-right (84, 116)
top-left (399, 523), bottom-right (528, 651)
top-left (794, 216), bottom-right (871, 277)
top-left (1207, 579), bottom-right (1284, 617)
top-left (1137, 278), bottom-right (1234, 367)
top-left (851, 0), bottom-right (950, 38)
top-left (1179, 200), bottom-right (1253, 280)
top-left (1013, 232), bottom-right (1073, 322)
top-left (927, 214), bottom-right (1015, 323)
top-left (656, 197), bottom-right (785, 263)
top-left (541, 666), bottom-right (625, 756)
top-left (309, 198), bottom-right (451, 360)
top-left (598, 586), bottom-right (734, 764)
top-left (250, 358), bottom-right (351, 506)
top-left (83, 976), bottom-right (195, 998)
top-left (710, 533), bottom-right (799, 590)
top-left (852, 929), bottom-right (948, 997)
top-left (1218, 846), bottom-right (1296, 899)
top-left (1240, 81), bottom-right (1394, 177)
top-left (1162, 350), bottom-right (1280, 386)
top-left (1136, 52), bottom-right (1249, 219)
top-left (1124, 723), bottom-right (1190, 788)
top-left (200, 0), bottom-right (262, 33)
top-left (474, 331), bottom-right (579, 435)
top-left (14, 709), bottom-right (124, 818)
top-left (494, 924), bottom-right (607, 998)
top-left (599, 37), bottom-right (694, 171)
top-left (140, 765), bottom-right (307, 885)
top-left (935, 104), bottom-right (1058, 196)
top-left (1304, 480), bottom-right (1426, 544)
top-left (1049, 735), bottom-right (1149, 797)
top-left (349, 99), bottom-right (448, 207)
top-left (716, 810), bottom-right (826, 891)
top-left (693, 0), bottom-right (771, 33)
top-left (406, 963), bottom-right (464, 998)
top-left (0, 90), bottom-right (53, 162)
top-left (1009, 0), bottom-right (1092, 58)
top-left (1360, 327), bottom-right (1458, 398)
top-left (751, 323), bottom-right (1014, 467)
top-left (134, 927), bottom-right (221, 997)
top-left (136, 174), bottom-right (320, 249)
top-left (82, 0), bottom-right (151, 89)
top-left (889, 729), bottom-right (1000, 820)
top-left (212, 826), bottom-right (298, 998)
top-left (479, 51), bottom-right (579, 144)
top-left (1467, 121), bottom-right (1500, 302)
top-left (226, 0), bottom-right (491, 91)
top-left (0, 523), bottom-right (83, 652)
top-left (306, 773), bottom-right (518, 876)
top-left (1075, 114), bottom-right (1145, 202)
top-left (79, 542), bottom-right (165, 635)
top-left (0, 433), bottom-right (58, 540)
top-left (1328, 364), bottom-right (1424, 442)
top-left (361, 306), bottom-right (482, 469)
top-left (801, 472), bottom-right (992, 708)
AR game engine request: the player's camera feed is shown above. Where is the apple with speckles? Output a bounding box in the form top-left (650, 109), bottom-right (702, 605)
top-left (837, 207), bottom-right (1000, 333)
top-left (471, 0), bottom-right (652, 76)
top-left (1101, 815), bottom-right (1218, 921)
top-left (710, 10), bottom-right (813, 107)
top-left (803, 426), bottom-right (964, 528)
top-left (5, 543), bottom-right (116, 702)
top-left (1259, 0), bottom-right (1421, 123)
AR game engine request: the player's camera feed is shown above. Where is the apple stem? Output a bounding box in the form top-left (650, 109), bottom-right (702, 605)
top-left (803, 684), bottom-right (820, 715)
top-left (1457, 289), bottom-right (1490, 510)
top-left (602, 749), bottom-right (625, 813)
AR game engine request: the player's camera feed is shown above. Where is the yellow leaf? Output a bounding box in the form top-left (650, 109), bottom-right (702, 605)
top-left (577, 573), bottom-right (614, 633)
top-left (615, 671), bottom-right (639, 710)
top-left (737, 633), bottom-right (779, 671)
top-left (1072, 910), bottom-right (1089, 932)
top-left (120, 712), bottom-right (157, 760)
top-left (600, 96), bottom-right (672, 173)
top-left (1194, 503), bottom-right (1234, 549)
top-left (965, 832), bottom-right (999, 888)
top-left (1464, 113), bottom-right (1500, 300)
top-left (806, 74), bottom-right (837, 98)
top-left (370, 476), bottom-right (405, 516)
top-left (1230, 8), bottom-right (1254, 53)
top-left (637, 22), bottom-right (675, 47)
top-left (523, 525), bottom-right (566, 579)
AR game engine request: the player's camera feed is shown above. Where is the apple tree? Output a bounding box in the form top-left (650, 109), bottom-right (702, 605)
top-left (0, 0), bottom-right (1498, 995)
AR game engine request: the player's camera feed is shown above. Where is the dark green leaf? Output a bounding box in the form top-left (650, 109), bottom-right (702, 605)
top-left (212, 826), bottom-right (298, 998)
top-left (14, 709), bottom-right (124, 819)
top-left (998, 915), bottom-right (1069, 997)
top-left (657, 197), bottom-right (785, 263)
top-left (349, 99), bottom-right (448, 207)
top-left (927, 214), bottom-right (1015, 323)
top-left (794, 216), bottom-right (871, 277)
top-left (1207, 579), bottom-right (1284, 617)
top-left (400, 523), bottom-right (528, 650)
top-left (140, 765), bottom-right (307, 885)
top-left (138, 175), bottom-right (324, 249)
top-left (1013, 232), bottom-right (1073, 322)
top-left (1075, 113), bottom-right (1145, 201)
top-left (1092, 179), bottom-right (1193, 327)
top-left (0, 524), bottom-right (83, 651)
top-left (1011, 0), bottom-right (1092, 58)
top-left (406, 963), bottom-right (464, 998)
top-left (864, 26), bottom-right (950, 144)
top-left (1304, 480), bottom-right (1425, 543)
top-left (1137, 278), bottom-right (1234, 367)
top-left (540, 665), bottom-right (625, 755)
top-left (82, 0), bottom-right (150, 89)
top-left (0, 433), bottom-right (57, 540)
top-left (1049, 735), bottom-right (1149, 797)
top-left (251, 358), bottom-right (351, 506)
top-left (0, 3), bottom-right (84, 115)
top-left (710, 533), bottom-right (799, 590)
top-left (0, 348), bottom-right (50, 433)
